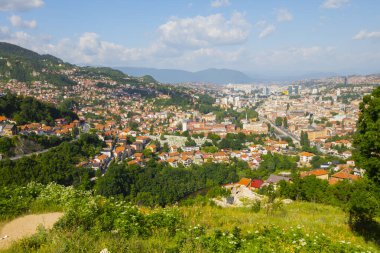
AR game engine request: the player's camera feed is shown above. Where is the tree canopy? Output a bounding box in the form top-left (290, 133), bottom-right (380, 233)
top-left (0, 93), bottom-right (78, 125)
top-left (353, 86), bottom-right (380, 183)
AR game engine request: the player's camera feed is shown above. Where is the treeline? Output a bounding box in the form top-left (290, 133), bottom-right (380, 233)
top-left (0, 133), bottom-right (103, 187)
top-left (252, 152), bottom-right (298, 179)
top-left (154, 89), bottom-right (193, 109)
top-left (0, 93), bottom-right (78, 125)
top-left (96, 160), bottom-right (250, 206)
top-left (203, 132), bottom-right (266, 151)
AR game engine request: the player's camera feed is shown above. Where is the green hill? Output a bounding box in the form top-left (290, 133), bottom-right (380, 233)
top-left (0, 42), bottom-right (157, 87)
top-left (0, 42), bottom-right (76, 86)
top-left (0, 92), bottom-right (78, 125)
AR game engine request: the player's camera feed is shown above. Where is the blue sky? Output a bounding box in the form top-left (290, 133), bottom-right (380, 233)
top-left (0, 0), bottom-right (379, 77)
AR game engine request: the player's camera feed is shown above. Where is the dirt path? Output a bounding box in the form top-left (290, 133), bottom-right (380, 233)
top-left (0, 212), bottom-right (64, 250)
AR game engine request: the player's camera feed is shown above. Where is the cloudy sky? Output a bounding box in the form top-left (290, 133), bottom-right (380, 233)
top-left (0, 0), bottom-right (379, 77)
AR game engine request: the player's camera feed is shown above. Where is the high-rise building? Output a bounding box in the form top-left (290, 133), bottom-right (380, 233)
top-left (287, 85), bottom-right (293, 95)
top-left (182, 120), bottom-right (188, 131)
top-left (262, 87), bottom-right (270, 96)
top-left (288, 85), bottom-right (300, 95)
top-left (294, 85), bottom-right (299, 95)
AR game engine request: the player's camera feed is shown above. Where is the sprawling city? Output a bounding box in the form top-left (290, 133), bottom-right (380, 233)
top-left (0, 1), bottom-right (379, 252)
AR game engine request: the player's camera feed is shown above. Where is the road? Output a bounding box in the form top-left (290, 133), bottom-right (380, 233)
top-left (9, 148), bottom-right (51, 161)
top-left (259, 116), bottom-right (300, 145)
top-left (8, 138), bottom-right (78, 161)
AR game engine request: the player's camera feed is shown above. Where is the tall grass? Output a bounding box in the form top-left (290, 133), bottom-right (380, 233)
top-left (2, 202), bottom-right (378, 252)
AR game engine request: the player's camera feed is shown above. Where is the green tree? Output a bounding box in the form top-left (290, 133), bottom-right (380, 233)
top-left (283, 117), bottom-right (288, 129)
top-left (142, 148), bottom-right (153, 158)
top-left (275, 117), bottom-right (283, 126)
top-left (300, 131), bottom-right (310, 149)
top-left (0, 137), bottom-right (15, 157)
top-left (96, 164), bottom-right (132, 197)
top-left (162, 142), bottom-right (169, 153)
top-left (347, 179), bottom-right (379, 226)
top-left (353, 86), bottom-right (380, 183)
top-left (185, 136), bottom-right (196, 147)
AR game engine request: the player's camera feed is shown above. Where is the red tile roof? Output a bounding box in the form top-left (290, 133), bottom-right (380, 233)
top-left (237, 178), bottom-right (251, 187)
top-left (251, 179), bottom-right (264, 189)
top-left (332, 171), bottom-right (359, 181)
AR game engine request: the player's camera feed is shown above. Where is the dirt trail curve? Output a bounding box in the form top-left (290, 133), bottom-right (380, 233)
top-left (0, 212), bottom-right (64, 250)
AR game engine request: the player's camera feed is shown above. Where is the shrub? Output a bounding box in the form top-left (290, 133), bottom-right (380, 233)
top-left (251, 200), bottom-right (261, 213)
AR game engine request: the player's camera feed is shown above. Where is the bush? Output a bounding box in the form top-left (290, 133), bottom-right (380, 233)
top-left (251, 200), bottom-right (261, 213)
top-left (348, 180), bottom-right (380, 226)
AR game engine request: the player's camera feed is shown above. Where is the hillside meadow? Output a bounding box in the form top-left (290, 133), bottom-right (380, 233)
top-left (0, 183), bottom-right (378, 253)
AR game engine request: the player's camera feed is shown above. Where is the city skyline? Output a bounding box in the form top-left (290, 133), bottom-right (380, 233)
top-left (0, 0), bottom-right (379, 77)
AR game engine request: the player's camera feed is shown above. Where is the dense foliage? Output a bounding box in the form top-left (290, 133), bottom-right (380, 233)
top-left (0, 133), bottom-right (103, 187)
top-left (278, 176), bottom-right (380, 224)
top-left (0, 183), bottom-right (376, 252)
top-left (0, 93), bottom-right (78, 125)
top-left (154, 89), bottom-right (193, 109)
top-left (96, 160), bottom-right (249, 206)
top-left (0, 136), bottom-right (15, 157)
top-left (251, 152), bottom-right (298, 179)
top-left (353, 86), bottom-right (380, 183)
top-left (0, 134), bottom-right (68, 158)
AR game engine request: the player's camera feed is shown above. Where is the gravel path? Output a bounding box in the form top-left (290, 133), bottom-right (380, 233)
top-left (0, 212), bottom-right (63, 250)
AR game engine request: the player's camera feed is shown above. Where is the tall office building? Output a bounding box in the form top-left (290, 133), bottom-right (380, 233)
top-left (288, 85), bottom-right (300, 95)
top-left (263, 87), bottom-right (270, 96)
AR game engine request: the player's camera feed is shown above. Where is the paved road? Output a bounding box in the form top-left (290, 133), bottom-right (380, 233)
top-left (7, 137), bottom-right (82, 161)
top-left (259, 116), bottom-right (300, 145)
top-left (9, 148), bottom-right (51, 161)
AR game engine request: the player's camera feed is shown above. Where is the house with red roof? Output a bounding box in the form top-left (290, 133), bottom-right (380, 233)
top-left (167, 157), bottom-right (178, 167)
top-left (301, 169), bottom-right (329, 180)
top-left (331, 171), bottom-right (359, 183)
top-left (251, 179), bottom-right (264, 189)
top-left (299, 152), bottom-right (315, 164)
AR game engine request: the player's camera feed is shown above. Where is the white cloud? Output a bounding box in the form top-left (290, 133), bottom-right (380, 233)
top-left (290, 46), bottom-right (322, 58)
top-left (249, 46), bottom-right (337, 74)
top-left (353, 30), bottom-right (380, 40)
top-left (9, 15), bottom-right (37, 29)
top-left (211, 0), bottom-right (230, 8)
top-left (256, 21), bottom-right (276, 39)
top-left (158, 12), bottom-right (251, 48)
top-left (0, 24), bottom-right (10, 37)
top-left (0, 0), bottom-right (44, 11)
top-left (258, 24), bottom-right (275, 39)
top-left (321, 0), bottom-right (349, 9)
top-left (276, 9), bottom-right (293, 22)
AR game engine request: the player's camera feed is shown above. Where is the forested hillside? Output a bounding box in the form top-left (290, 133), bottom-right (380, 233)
top-left (0, 42), bottom-right (76, 86)
top-left (0, 93), bottom-right (78, 125)
top-left (0, 42), bottom-right (157, 88)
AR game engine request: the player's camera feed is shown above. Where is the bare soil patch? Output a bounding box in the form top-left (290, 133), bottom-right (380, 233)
top-left (0, 212), bottom-right (63, 250)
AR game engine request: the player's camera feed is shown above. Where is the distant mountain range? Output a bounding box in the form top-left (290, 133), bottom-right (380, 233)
top-left (116, 67), bottom-right (254, 85)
